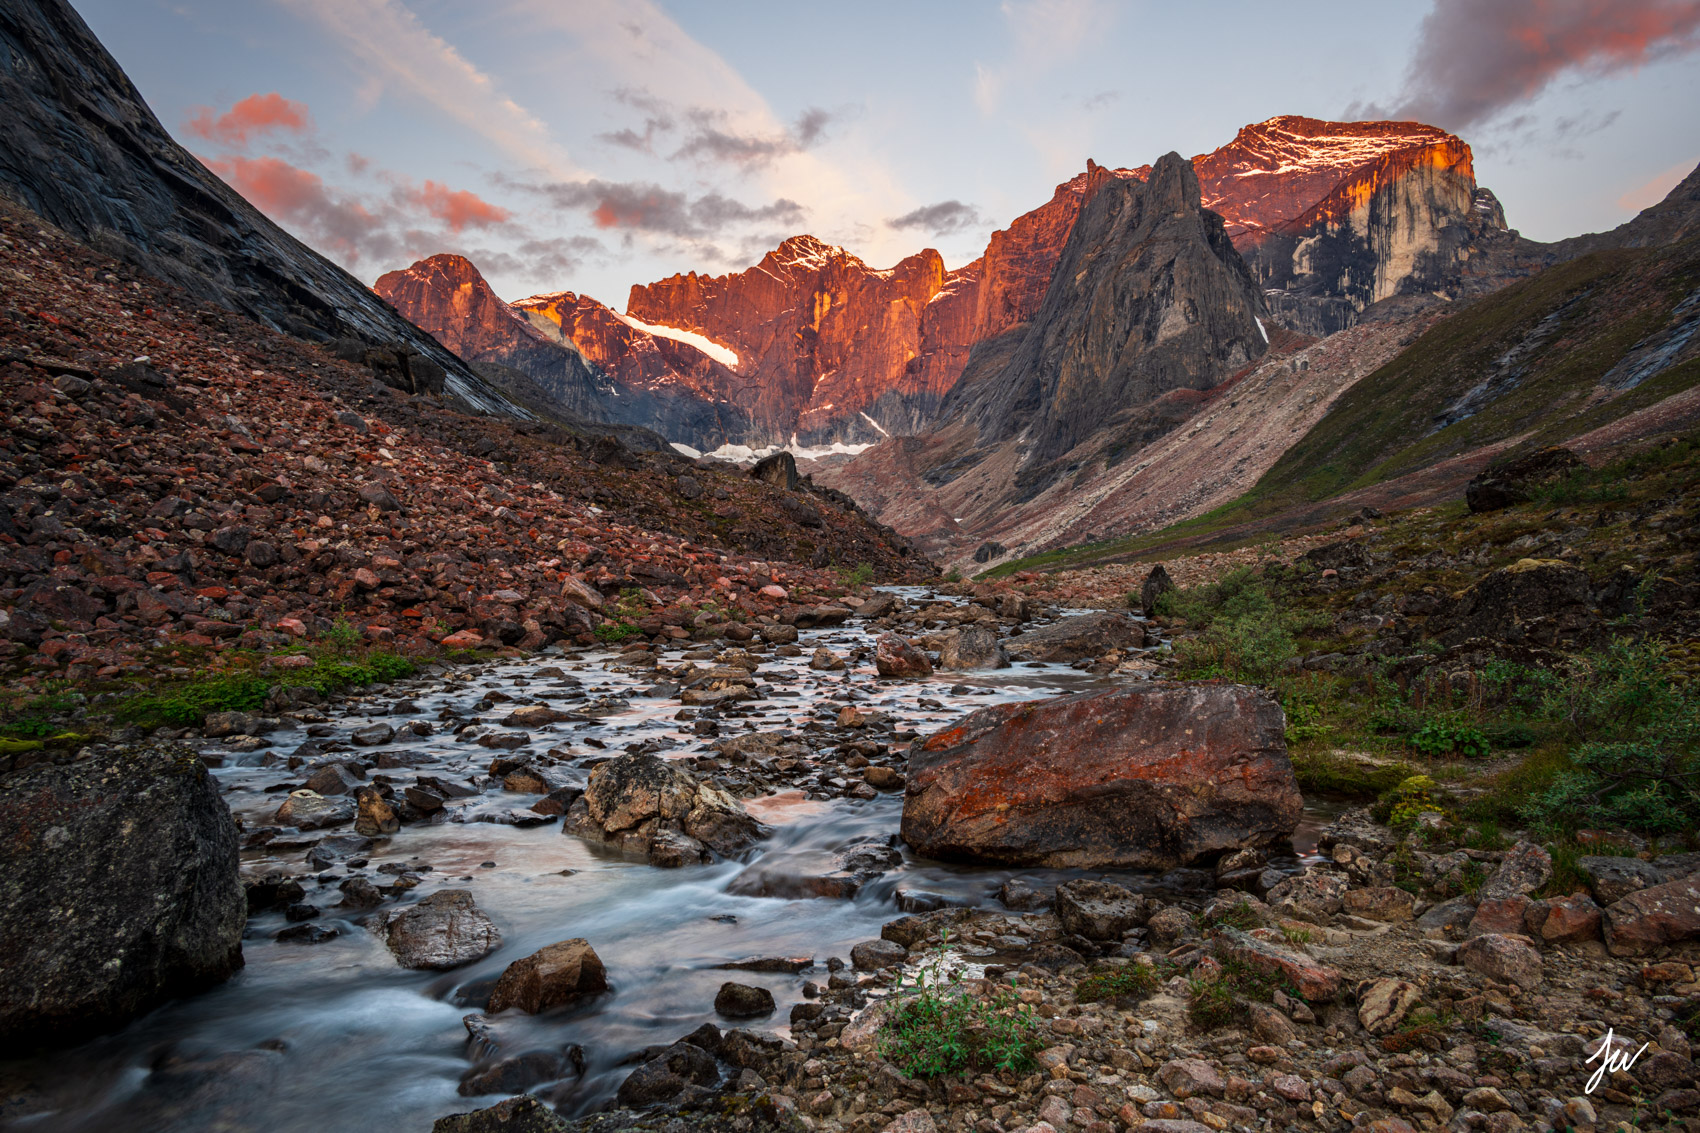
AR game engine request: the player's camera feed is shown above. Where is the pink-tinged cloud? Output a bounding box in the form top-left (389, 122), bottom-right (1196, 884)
top-left (1368, 0), bottom-right (1700, 131)
top-left (408, 180), bottom-right (511, 232)
top-left (204, 154), bottom-right (390, 263)
top-left (186, 93), bottom-right (312, 147)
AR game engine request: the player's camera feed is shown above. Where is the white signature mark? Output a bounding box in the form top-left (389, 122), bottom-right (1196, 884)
top-left (1584, 1027), bottom-right (1649, 1095)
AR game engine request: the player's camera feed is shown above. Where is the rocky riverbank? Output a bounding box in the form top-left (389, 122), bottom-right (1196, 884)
top-left (448, 814), bottom-right (1700, 1133)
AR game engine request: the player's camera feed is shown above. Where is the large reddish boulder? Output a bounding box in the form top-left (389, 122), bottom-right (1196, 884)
top-left (1604, 876), bottom-right (1700, 956)
top-left (900, 683), bottom-right (1299, 869)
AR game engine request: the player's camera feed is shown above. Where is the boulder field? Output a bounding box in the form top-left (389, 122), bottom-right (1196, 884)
top-left (900, 682), bottom-right (1300, 869)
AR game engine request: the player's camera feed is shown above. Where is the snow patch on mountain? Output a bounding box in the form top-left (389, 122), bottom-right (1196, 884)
top-left (614, 312), bottom-right (741, 368)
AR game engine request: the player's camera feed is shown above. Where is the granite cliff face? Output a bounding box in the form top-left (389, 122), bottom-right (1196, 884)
top-left (1193, 117), bottom-right (1535, 334)
top-left (627, 236), bottom-right (961, 446)
top-left (625, 166), bottom-right (1144, 446)
top-left (0, 0), bottom-right (514, 414)
top-left (948, 153), bottom-right (1268, 465)
top-left (819, 154), bottom-right (1268, 557)
top-left (374, 256), bottom-right (748, 450)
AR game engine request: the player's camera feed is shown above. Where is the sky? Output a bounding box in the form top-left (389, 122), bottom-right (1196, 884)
top-left (74, 0), bottom-right (1700, 310)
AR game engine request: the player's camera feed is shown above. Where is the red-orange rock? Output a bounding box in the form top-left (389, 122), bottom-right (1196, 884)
top-left (874, 633), bottom-right (933, 678)
top-left (1525, 892), bottom-right (1603, 944)
top-left (1604, 877), bottom-right (1700, 956)
top-left (901, 682), bottom-right (1299, 869)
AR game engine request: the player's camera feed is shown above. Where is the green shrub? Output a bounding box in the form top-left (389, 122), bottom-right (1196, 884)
top-left (1374, 775), bottom-right (1447, 830)
top-left (1186, 957), bottom-right (1296, 1030)
top-left (1410, 720), bottom-right (1490, 759)
top-left (837, 562), bottom-right (874, 587)
top-left (1075, 963), bottom-right (1161, 1004)
top-left (594, 620), bottom-right (642, 643)
top-left (878, 933), bottom-right (1042, 1078)
top-left (1197, 899), bottom-right (1260, 933)
top-left (1165, 569), bottom-right (1329, 684)
top-left (113, 649), bottom-right (417, 728)
top-left (1186, 976), bottom-right (1242, 1029)
top-left (1522, 641), bottom-right (1700, 834)
top-left (318, 616), bottom-right (363, 654)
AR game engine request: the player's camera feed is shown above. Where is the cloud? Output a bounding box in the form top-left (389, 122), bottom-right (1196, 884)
top-left (1081, 90), bottom-right (1119, 111)
top-left (205, 153), bottom-right (517, 266)
top-left (508, 177), bottom-right (804, 237)
top-left (185, 93), bottom-right (311, 147)
top-left (459, 235), bottom-right (607, 283)
top-left (397, 180), bottom-right (511, 231)
top-left (276, 0), bottom-right (578, 178)
top-left (596, 89), bottom-right (833, 169)
top-left (886, 200), bottom-right (984, 235)
top-left (1364, 0), bottom-right (1700, 131)
top-left (204, 154), bottom-right (395, 263)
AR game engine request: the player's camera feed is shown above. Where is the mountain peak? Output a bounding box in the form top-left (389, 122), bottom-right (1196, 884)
top-left (767, 234), bottom-right (854, 271)
top-left (376, 253), bottom-right (489, 294)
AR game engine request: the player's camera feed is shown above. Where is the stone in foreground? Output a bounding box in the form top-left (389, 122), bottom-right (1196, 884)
top-left (0, 743), bottom-right (245, 1053)
top-left (433, 1094), bottom-right (568, 1133)
top-left (1456, 932), bottom-right (1542, 988)
top-left (487, 938), bottom-right (608, 1014)
top-left (714, 981), bottom-right (775, 1018)
top-left (1213, 928), bottom-right (1344, 1002)
top-left (901, 683), bottom-right (1299, 869)
top-left (379, 890), bottom-right (501, 970)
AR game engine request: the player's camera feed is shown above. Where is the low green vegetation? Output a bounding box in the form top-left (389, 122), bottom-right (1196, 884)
top-left (1185, 957), bottom-right (1298, 1030)
top-left (836, 561), bottom-right (874, 587)
top-left (1144, 524), bottom-right (1700, 840)
top-left (1074, 962), bottom-right (1162, 1005)
top-left (879, 933), bottom-right (1042, 1078)
top-left (111, 625), bottom-right (418, 729)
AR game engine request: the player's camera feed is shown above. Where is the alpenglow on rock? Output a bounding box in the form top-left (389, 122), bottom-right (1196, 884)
top-left (901, 683), bottom-right (1300, 869)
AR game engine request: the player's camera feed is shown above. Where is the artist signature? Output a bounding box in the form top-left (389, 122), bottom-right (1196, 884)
top-left (1585, 1027), bottom-right (1650, 1095)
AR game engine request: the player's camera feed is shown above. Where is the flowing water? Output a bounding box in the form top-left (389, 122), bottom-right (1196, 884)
top-left (0, 589), bottom-right (1336, 1132)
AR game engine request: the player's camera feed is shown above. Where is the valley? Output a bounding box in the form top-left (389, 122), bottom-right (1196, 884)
top-left (2, 2), bottom-right (1700, 1133)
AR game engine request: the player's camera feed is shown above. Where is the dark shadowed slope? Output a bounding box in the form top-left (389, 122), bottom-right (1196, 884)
top-left (0, 0), bottom-right (516, 415)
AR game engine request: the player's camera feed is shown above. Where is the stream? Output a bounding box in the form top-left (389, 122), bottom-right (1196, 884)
top-left (0, 589), bottom-right (1340, 1132)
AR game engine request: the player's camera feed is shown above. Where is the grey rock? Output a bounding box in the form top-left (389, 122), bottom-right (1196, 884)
top-left (1579, 854), bottom-right (1668, 905)
top-left (849, 938), bottom-right (908, 969)
top-left (1004, 612), bottom-right (1145, 662)
top-left (378, 890), bottom-right (501, 970)
top-left (938, 625), bottom-right (1010, 670)
top-left (714, 982), bottom-right (775, 1018)
top-left (432, 1095), bottom-right (569, 1133)
top-left (0, 743), bottom-right (243, 1053)
top-left (1055, 878), bottom-right (1153, 940)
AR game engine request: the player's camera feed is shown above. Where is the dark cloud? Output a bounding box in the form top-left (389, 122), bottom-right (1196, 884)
top-left (601, 87), bottom-right (675, 152)
top-left (505, 176), bottom-right (805, 238)
top-left (1355, 0), bottom-right (1700, 131)
top-left (602, 90), bottom-right (834, 169)
top-left (1081, 90), bottom-right (1120, 110)
top-left (886, 200), bottom-right (984, 235)
top-left (793, 107), bottom-right (832, 146)
top-left (456, 235), bottom-right (606, 282)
